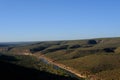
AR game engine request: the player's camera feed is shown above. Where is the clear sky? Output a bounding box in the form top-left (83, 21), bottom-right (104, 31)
top-left (0, 0), bottom-right (120, 42)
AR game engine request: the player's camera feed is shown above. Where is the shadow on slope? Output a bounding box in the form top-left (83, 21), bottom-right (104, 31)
top-left (0, 55), bottom-right (79, 80)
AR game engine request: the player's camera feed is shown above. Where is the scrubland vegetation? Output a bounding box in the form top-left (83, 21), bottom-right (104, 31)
top-left (0, 54), bottom-right (80, 80)
top-left (1, 37), bottom-right (120, 80)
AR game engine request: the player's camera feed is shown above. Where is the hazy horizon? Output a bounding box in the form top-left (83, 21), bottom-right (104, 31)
top-left (0, 37), bottom-right (120, 43)
top-left (0, 0), bottom-right (120, 42)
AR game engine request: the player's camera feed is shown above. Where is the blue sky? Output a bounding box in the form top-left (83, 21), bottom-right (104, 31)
top-left (0, 0), bottom-right (120, 42)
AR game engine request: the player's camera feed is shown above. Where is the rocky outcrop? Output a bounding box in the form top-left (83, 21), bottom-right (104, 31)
top-left (87, 40), bottom-right (97, 44)
top-left (104, 48), bottom-right (116, 53)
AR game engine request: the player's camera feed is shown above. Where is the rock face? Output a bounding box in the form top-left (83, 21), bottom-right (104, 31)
top-left (104, 48), bottom-right (116, 53)
top-left (88, 40), bottom-right (97, 44)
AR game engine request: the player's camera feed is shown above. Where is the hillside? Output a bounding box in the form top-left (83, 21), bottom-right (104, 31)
top-left (1, 37), bottom-right (120, 80)
top-left (0, 54), bottom-right (80, 80)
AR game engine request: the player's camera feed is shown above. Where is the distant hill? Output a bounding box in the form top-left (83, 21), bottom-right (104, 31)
top-left (4, 37), bottom-right (120, 55)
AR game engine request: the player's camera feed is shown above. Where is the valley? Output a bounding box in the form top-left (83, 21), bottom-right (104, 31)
top-left (0, 37), bottom-right (120, 80)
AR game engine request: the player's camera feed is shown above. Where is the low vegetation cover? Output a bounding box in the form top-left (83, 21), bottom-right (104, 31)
top-left (0, 54), bottom-right (81, 80)
top-left (0, 37), bottom-right (120, 80)
top-left (59, 54), bottom-right (120, 79)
